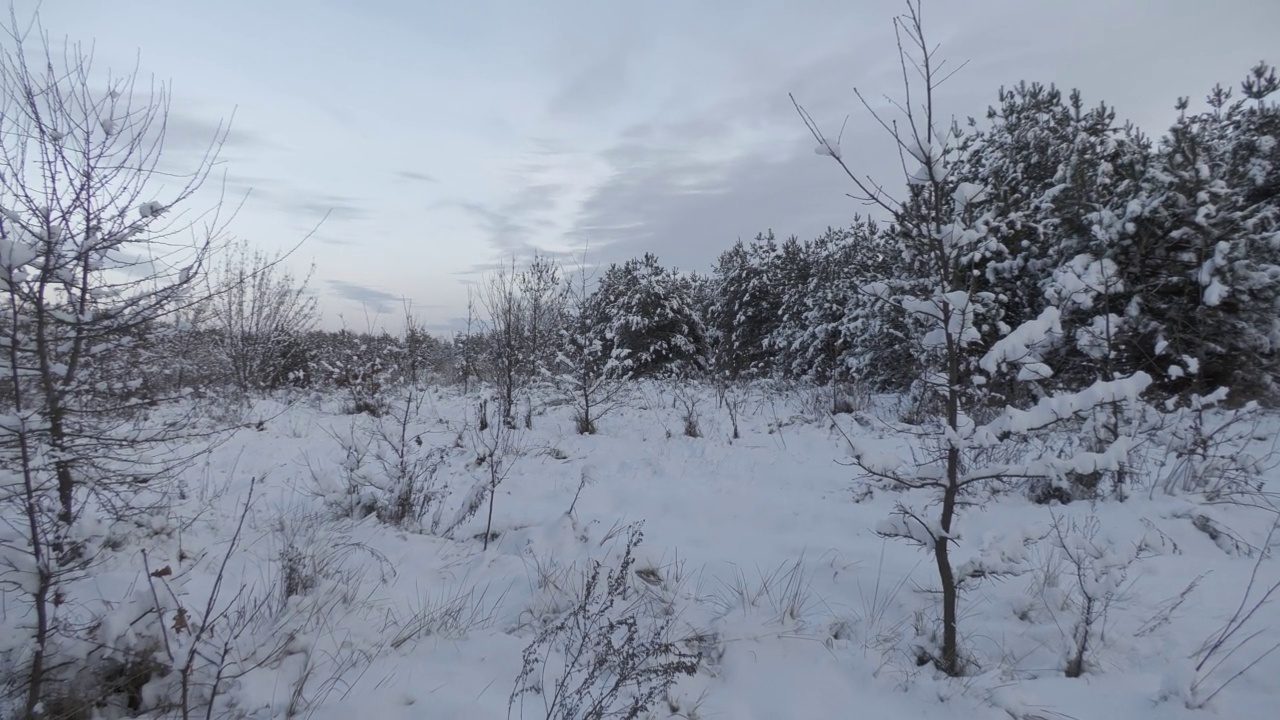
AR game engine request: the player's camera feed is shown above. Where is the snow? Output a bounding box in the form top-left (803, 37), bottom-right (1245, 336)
top-left (814, 139), bottom-right (842, 160)
top-left (952, 181), bottom-right (988, 210)
top-left (980, 306), bottom-right (1062, 375)
top-left (0, 235), bottom-right (39, 270)
top-left (1203, 278), bottom-right (1229, 306)
top-left (1045, 254), bottom-right (1123, 310)
top-left (3, 385), bottom-right (1278, 719)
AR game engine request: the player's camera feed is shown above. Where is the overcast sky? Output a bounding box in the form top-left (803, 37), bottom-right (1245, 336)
top-left (15, 0), bottom-right (1280, 331)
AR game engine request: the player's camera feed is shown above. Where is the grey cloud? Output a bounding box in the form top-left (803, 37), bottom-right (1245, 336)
top-left (459, 248), bottom-right (581, 277)
top-left (290, 196), bottom-right (369, 221)
top-left (219, 173), bottom-right (368, 223)
top-left (326, 279), bottom-right (402, 314)
top-left (452, 181), bottom-right (575, 268)
top-left (162, 110), bottom-right (264, 158)
top-left (549, 50), bottom-right (632, 117)
top-left (571, 135), bottom-right (867, 274)
top-left (454, 201), bottom-right (531, 254)
top-left (259, 192), bottom-right (369, 222)
top-left (313, 234), bottom-right (355, 247)
top-left (396, 170), bottom-right (438, 183)
top-left (563, 58), bottom-right (873, 272)
top-left (221, 173), bottom-right (280, 201)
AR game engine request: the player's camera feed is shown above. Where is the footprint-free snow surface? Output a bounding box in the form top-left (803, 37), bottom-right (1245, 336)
top-left (88, 386), bottom-right (1280, 719)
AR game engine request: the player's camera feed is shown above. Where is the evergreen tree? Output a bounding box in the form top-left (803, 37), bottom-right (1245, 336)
top-left (710, 231), bottom-right (784, 380)
top-left (1119, 64), bottom-right (1280, 398)
top-left (592, 253), bottom-right (708, 379)
top-left (949, 82), bottom-right (1152, 396)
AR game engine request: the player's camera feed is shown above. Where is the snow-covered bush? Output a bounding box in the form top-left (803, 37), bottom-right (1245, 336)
top-left (673, 383), bottom-right (703, 439)
top-left (207, 238), bottom-right (318, 394)
top-left (444, 397), bottom-right (524, 547)
top-left (273, 511), bottom-right (395, 615)
top-left (1167, 520), bottom-right (1280, 709)
top-left (509, 525), bottom-right (700, 719)
top-left (1149, 389), bottom-right (1274, 504)
top-left (311, 330), bottom-right (396, 416)
top-left (1044, 515), bottom-right (1136, 677)
top-left (316, 388), bottom-right (453, 528)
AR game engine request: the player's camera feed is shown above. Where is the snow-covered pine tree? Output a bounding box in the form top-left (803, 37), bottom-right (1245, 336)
top-left (591, 253), bottom-right (708, 380)
top-left (555, 261), bottom-right (629, 434)
top-left (516, 252), bottom-right (569, 387)
top-left (774, 221), bottom-right (914, 390)
top-left (1129, 64), bottom-right (1280, 399)
top-left (709, 232), bottom-right (783, 381)
top-left (946, 82), bottom-right (1153, 399)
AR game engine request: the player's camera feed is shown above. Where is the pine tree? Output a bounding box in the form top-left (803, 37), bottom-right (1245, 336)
top-left (710, 232), bottom-right (784, 380)
top-left (592, 253), bottom-right (708, 379)
top-left (1122, 64), bottom-right (1280, 399)
top-left (949, 83), bottom-right (1152, 397)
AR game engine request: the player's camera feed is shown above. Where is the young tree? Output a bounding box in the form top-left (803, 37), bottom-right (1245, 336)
top-left (0, 16), bottom-right (229, 714)
top-left (710, 232), bottom-right (783, 381)
top-left (555, 259), bottom-right (629, 434)
top-left (478, 257), bottom-right (528, 427)
top-left (517, 252), bottom-right (568, 384)
top-left (455, 288), bottom-right (480, 392)
top-left (796, 1), bottom-right (1150, 675)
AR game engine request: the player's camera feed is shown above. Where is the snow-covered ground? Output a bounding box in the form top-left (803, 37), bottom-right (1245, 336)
top-left (46, 384), bottom-right (1280, 719)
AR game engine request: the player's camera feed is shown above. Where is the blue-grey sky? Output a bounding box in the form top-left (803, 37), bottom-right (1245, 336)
top-left (17, 0), bottom-right (1280, 331)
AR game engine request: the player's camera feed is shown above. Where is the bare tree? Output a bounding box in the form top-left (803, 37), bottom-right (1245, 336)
top-left (457, 287), bottom-right (479, 393)
top-left (478, 257), bottom-right (527, 428)
top-left (517, 252), bottom-right (568, 385)
top-left (207, 237), bottom-right (317, 393)
top-left (0, 12), bottom-right (231, 715)
top-left (793, 2), bottom-right (977, 674)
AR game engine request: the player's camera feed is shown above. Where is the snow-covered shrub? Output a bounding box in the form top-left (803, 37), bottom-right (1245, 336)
top-left (273, 512), bottom-right (394, 615)
top-left (714, 380), bottom-right (752, 440)
top-left (673, 383), bottom-right (703, 439)
top-left (317, 389), bottom-right (452, 528)
top-left (1043, 515), bottom-right (1136, 677)
top-left (207, 238), bottom-right (318, 395)
top-left (443, 398), bottom-right (524, 547)
top-left (1167, 520), bottom-right (1280, 709)
top-left (310, 330), bottom-right (395, 416)
top-left (509, 525), bottom-right (700, 720)
top-left (1149, 389), bottom-right (1274, 504)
